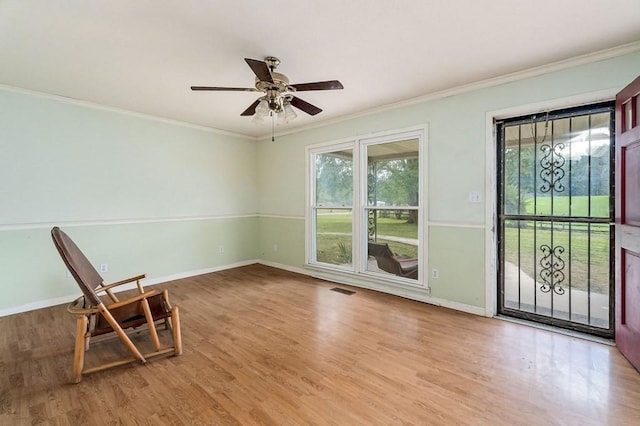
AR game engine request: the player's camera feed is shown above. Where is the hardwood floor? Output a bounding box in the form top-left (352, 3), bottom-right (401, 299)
top-left (1, 264), bottom-right (640, 425)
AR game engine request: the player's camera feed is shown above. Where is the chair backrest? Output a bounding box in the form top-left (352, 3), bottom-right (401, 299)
top-left (368, 242), bottom-right (394, 259)
top-left (367, 241), bottom-right (402, 275)
top-left (51, 227), bottom-right (102, 306)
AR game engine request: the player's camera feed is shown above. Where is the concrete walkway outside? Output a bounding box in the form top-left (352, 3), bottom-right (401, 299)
top-left (503, 261), bottom-right (609, 328)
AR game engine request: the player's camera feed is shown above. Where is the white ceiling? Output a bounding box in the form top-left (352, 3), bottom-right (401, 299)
top-left (1, 1), bottom-right (639, 138)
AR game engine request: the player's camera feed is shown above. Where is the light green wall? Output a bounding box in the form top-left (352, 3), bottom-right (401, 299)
top-left (0, 218), bottom-right (258, 310)
top-left (0, 89), bottom-right (258, 313)
top-left (0, 90), bottom-right (257, 223)
top-left (257, 217), bottom-right (305, 266)
top-left (2, 50), bottom-right (640, 315)
top-left (428, 226), bottom-right (485, 307)
top-left (256, 51), bottom-right (640, 309)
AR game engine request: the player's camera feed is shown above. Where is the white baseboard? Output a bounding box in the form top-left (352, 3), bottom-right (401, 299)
top-left (0, 259), bottom-right (259, 317)
top-left (259, 260), bottom-right (486, 317)
top-left (0, 294), bottom-right (81, 318)
top-left (142, 259), bottom-right (259, 286)
top-left (257, 260), bottom-right (308, 275)
top-left (1, 259), bottom-right (484, 318)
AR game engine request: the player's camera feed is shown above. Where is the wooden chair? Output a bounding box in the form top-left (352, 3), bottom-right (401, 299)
top-left (368, 241), bottom-right (419, 279)
top-left (51, 227), bottom-right (182, 383)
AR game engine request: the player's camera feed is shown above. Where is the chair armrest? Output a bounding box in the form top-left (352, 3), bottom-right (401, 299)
top-left (105, 289), bottom-right (157, 310)
top-left (392, 256), bottom-right (419, 276)
top-left (67, 296), bottom-right (99, 315)
top-left (392, 255), bottom-right (417, 263)
top-left (97, 274), bottom-right (147, 293)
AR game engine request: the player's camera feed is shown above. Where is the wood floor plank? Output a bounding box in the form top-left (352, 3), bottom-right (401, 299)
top-left (2, 264), bottom-right (640, 424)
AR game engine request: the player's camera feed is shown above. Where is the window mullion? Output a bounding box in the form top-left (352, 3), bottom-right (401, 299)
top-left (352, 141), bottom-right (362, 273)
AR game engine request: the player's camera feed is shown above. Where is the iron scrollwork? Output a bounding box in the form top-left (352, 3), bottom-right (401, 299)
top-left (539, 244), bottom-right (566, 295)
top-left (539, 142), bottom-right (566, 193)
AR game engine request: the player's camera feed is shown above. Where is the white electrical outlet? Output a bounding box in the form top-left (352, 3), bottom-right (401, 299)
top-left (431, 268), bottom-right (439, 279)
top-left (273, 243), bottom-right (278, 252)
top-left (100, 263), bottom-right (108, 273)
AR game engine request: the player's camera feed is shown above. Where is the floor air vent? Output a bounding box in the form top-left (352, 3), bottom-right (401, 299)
top-left (330, 287), bottom-right (355, 295)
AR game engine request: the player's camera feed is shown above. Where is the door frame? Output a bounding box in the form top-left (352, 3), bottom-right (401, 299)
top-left (484, 89), bottom-right (619, 318)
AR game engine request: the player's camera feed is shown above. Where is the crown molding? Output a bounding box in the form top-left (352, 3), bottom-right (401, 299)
top-left (261, 41), bottom-right (640, 141)
top-left (3, 40), bottom-right (638, 142)
top-left (0, 84), bottom-right (256, 140)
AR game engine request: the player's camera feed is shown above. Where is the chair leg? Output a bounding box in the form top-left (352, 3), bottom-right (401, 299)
top-left (171, 306), bottom-right (182, 355)
top-left (162, 290), bottom-right (172, 331)
top-left (72, 315), bottom-right (88, 383)
top-left (84, 314), bottom-right (96, 351)
top-left (98, 303), bottom-right (146, 363)
top-left (141, 298), bottom-right (161, 351)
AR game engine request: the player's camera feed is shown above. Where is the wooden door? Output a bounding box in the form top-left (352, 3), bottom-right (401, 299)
top-left (616, 75), bottom-right (640, 371)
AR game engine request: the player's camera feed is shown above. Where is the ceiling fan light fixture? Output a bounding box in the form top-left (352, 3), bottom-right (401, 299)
top-left (267, 98), bottom-right (282, 113)
top-left (282, 101), bottom-right (297, 123)
top-left (252, 99), bottom-right (270, 123)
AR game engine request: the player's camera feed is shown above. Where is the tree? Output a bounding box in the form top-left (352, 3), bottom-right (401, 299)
top-left (315, 154), bottom-right (353, 206)
top-left (372, 158), bottom-right (419, 223)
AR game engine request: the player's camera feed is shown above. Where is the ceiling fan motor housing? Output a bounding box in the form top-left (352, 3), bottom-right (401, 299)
top-left (255, 72), bottom-right (290, 95)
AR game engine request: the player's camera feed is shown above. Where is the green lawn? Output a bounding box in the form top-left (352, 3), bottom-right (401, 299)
top-left (315, 209), bottom-right (418, 265)
top-left (523, 195), bottom-right (609, 217)
top-left (503, 222), bottom-right (610, 294)
top-left (504, 195), bottom-right (611, 294)
top-left (313, 199), bottom-right (612, 295)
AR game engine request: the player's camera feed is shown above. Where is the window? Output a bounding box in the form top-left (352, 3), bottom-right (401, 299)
top-left (313, 146), bottom-right (354, 267)
top-left (307, 128), bottom-right (426, 286)
top-left (364, 138), bottom-right (420, 279)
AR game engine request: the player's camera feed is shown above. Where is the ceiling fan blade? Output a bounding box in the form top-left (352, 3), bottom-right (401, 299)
top-left (290, 96), bottom-right (322, 116)
top-left (245, 58), bottom-right (273, 83)
top-left (241, 99), bottom-right (261, 116)
top-left (191, 86), bottom-right (257, 92)
top-left (289, 80), bottom-right (344, 91)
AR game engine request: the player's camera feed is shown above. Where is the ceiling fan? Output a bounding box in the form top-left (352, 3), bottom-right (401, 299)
top-left (190, 56), bottom-right (343, 121)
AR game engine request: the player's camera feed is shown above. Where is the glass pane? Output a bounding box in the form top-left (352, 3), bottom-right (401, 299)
top-left (315, 150), bottom-right (353, 207)
top-left (503, 219), bottom-right (536, 312)
top-left (505, 112), bottom-right (611, 219)
top-left (551, 117), bottom-right (570, 216)
top-left (366, 209), bottom-right (418, 280)
top-left (502, 219), bottom-right (609, 328)
top-left (532, 119), bottom-right (549, 216)
top-left (588, 223), bottom-right (611, 328)
top-left (588, 112), bottom-right (611, 217)
top-left (366, 139), bottom-right (419, 207)
top-left (503, 126), bottom-right (526, 215)
top-left (315, 208), bottom-right (352, 267)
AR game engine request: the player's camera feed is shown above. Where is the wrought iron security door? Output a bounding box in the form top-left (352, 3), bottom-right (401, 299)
top-left (497, 102), bottom-right (614, 338)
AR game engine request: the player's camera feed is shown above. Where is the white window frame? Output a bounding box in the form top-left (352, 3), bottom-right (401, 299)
top-left (305, 126), bottom-right (428, 288)
top-left (306, 141), bottom-right (357, 273)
